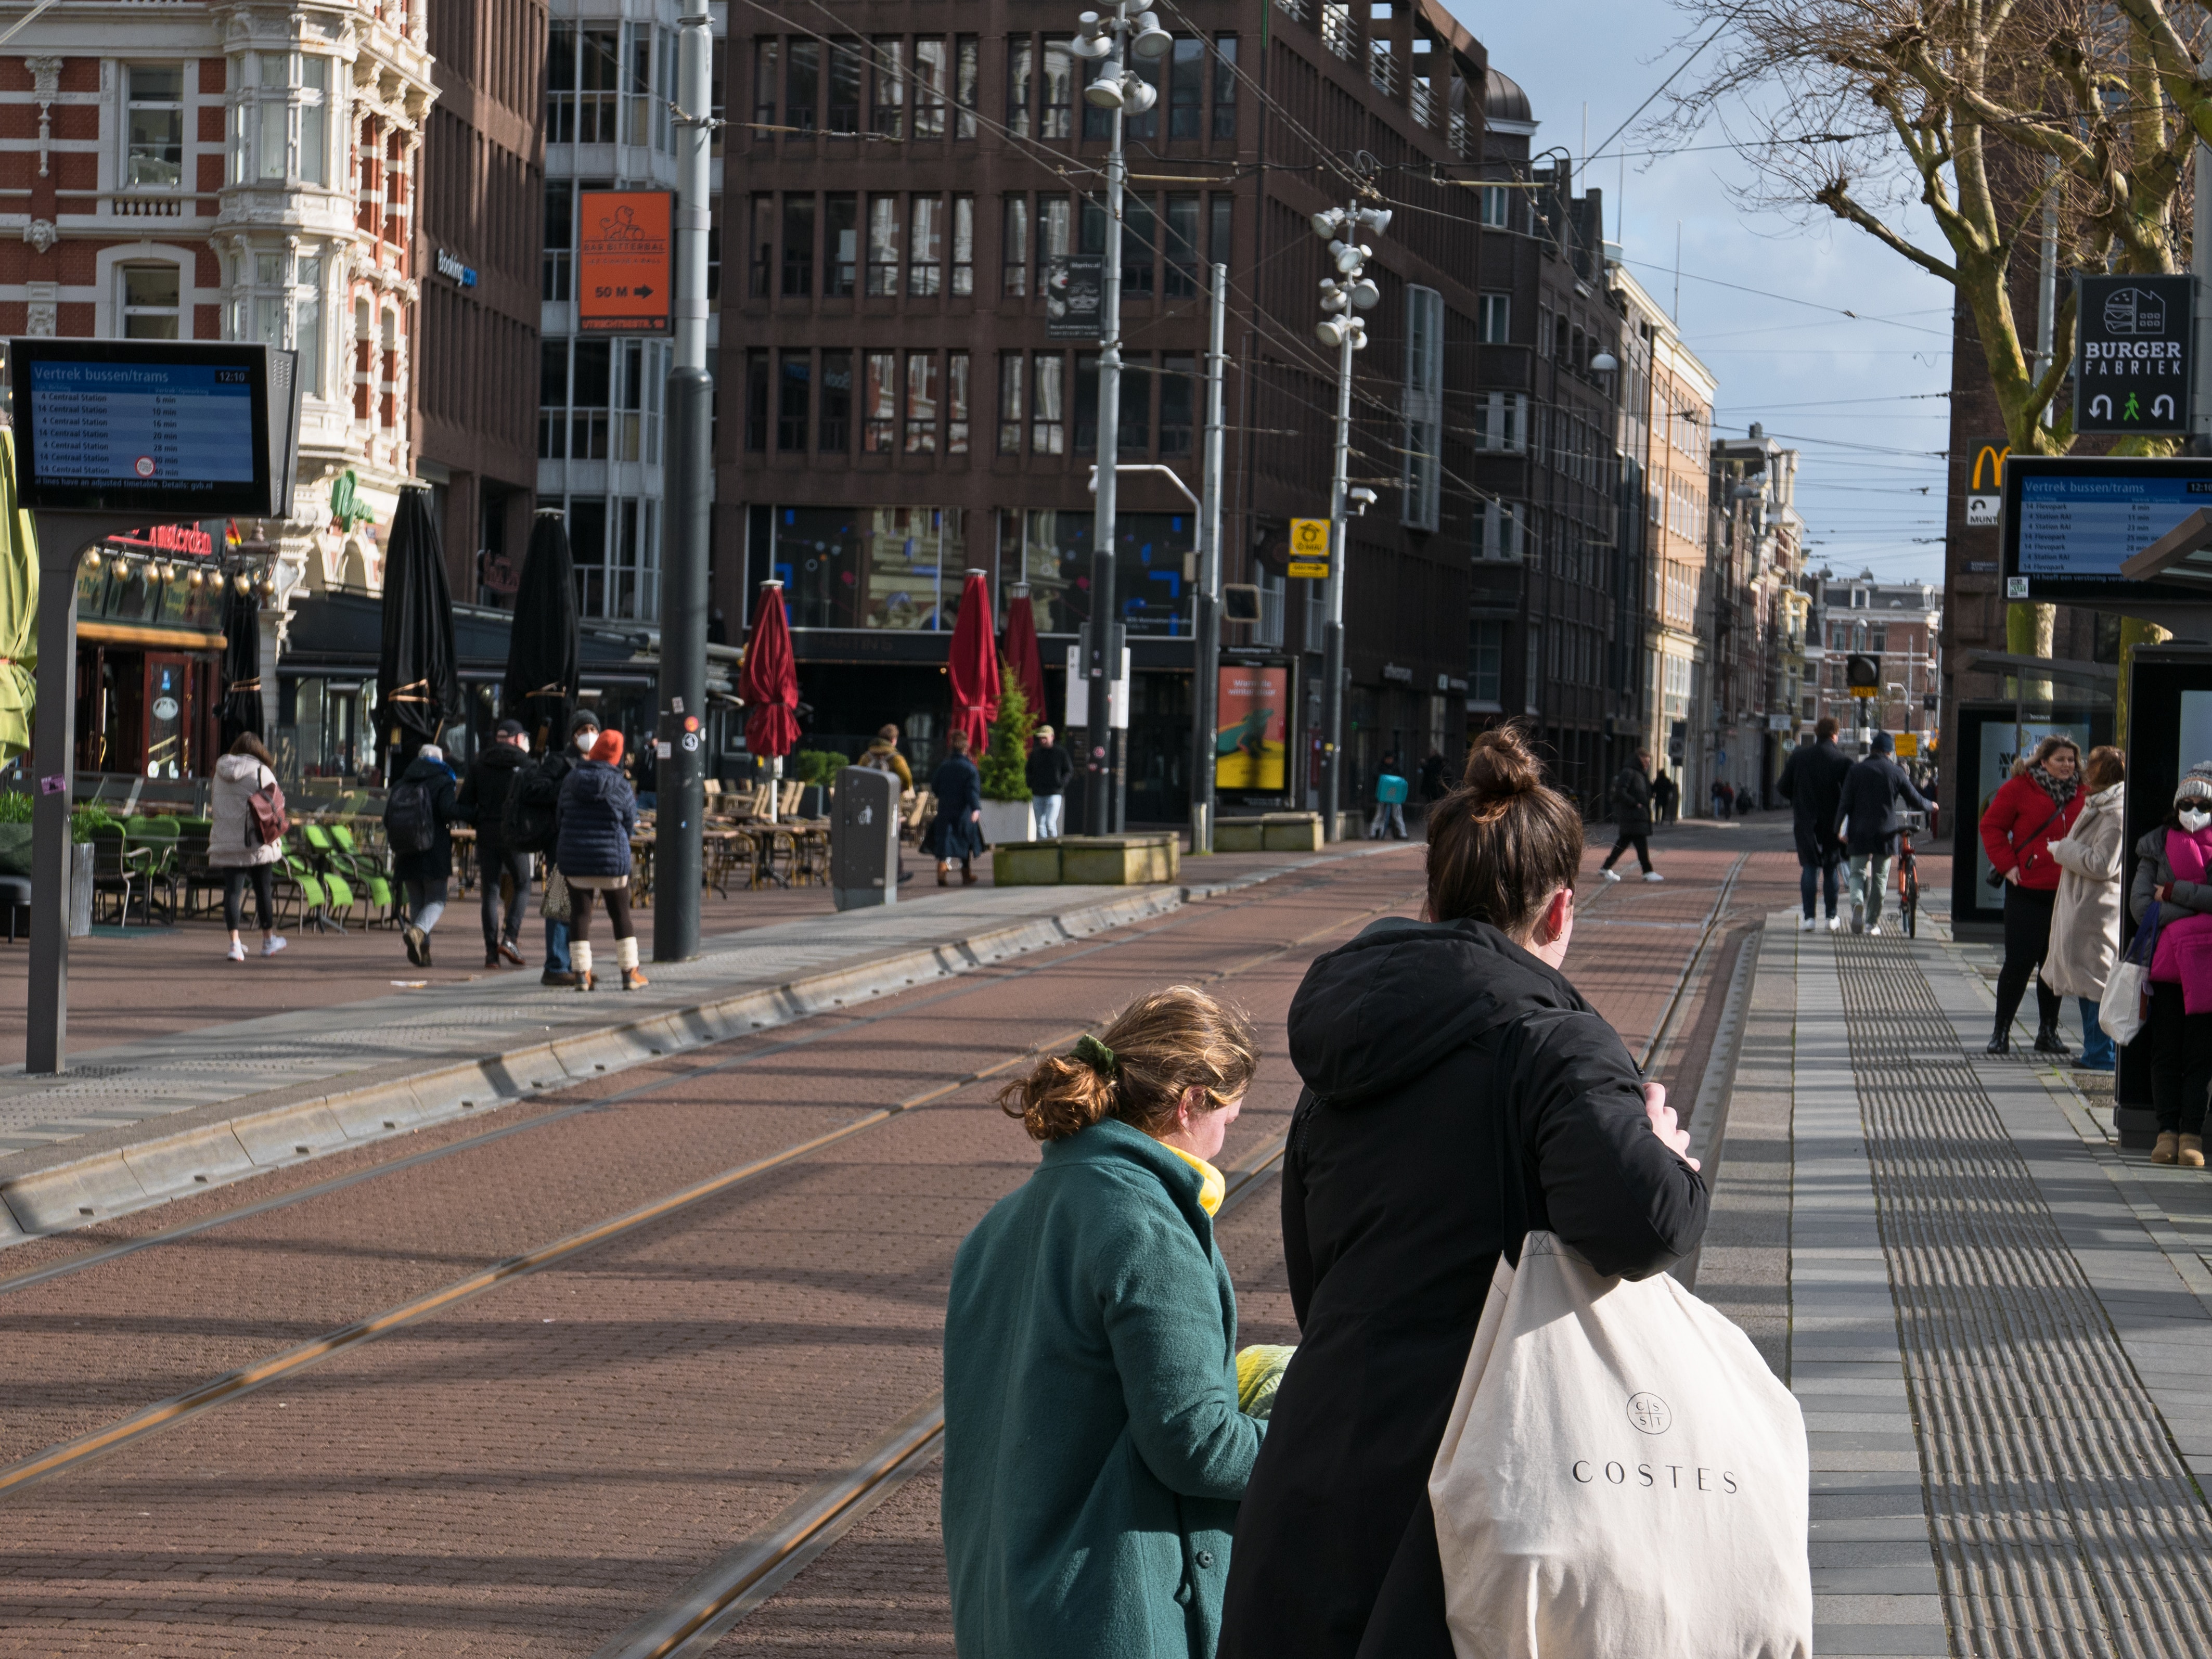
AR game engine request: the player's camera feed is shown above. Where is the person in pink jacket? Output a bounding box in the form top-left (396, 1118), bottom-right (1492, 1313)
top-left (2128, 762), bottom-right (2212, 1165)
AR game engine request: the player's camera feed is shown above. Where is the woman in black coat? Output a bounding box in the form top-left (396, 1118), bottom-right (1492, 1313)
top-left (923, 728), bottom-right (987, 886)
top-left (1218, 726), bottom-right (1710, 1659)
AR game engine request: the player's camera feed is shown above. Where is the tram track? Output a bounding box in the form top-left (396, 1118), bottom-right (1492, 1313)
top-left (0, 881), bottom-right (1418, 1501)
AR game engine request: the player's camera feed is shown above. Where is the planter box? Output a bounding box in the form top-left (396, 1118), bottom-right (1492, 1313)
top-left (1214, 813), bottom-right (1323, 853)
top-left (1061, 833), bottom-right (1179, 886)
top-left (993, 841), bottom-right (1065, 886)
top-left (1214, 818), bottom-right (1266, 853)
top-left (980, 799), bottom-right (1035, 846)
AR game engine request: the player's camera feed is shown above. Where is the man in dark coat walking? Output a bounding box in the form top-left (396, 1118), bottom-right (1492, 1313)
top-left (459, 718), bottom-right (532, 969)
top-left (1778, 717), bottom-right (1853, 933)
top-left (386, 743), bottom-right (460, 968)
top-left (1837, 729), bottom-right (1932, 935)
top-left (1599, 749), bottom-right (1661, 882)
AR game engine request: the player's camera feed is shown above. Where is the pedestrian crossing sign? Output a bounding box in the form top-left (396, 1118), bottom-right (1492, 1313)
top-left (1288, 517), bottom-right (1331, 579)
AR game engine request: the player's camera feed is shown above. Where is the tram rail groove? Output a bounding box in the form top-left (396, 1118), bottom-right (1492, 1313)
top-left (0, 863), bottom-right (1407, 1296)
top-left (589, 1133), bottom-right (1292, 1659)
top-left (0, 891), bottom-right (1406, 1501)
top-left (1637, 852), bottom-right (1750, 1075)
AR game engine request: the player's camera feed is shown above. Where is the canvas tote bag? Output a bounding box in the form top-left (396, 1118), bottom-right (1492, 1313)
top-left (1428, 1231), bottom-right (1811, 1659)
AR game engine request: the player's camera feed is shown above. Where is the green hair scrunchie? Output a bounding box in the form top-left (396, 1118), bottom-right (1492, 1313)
top-left (1074, 1033), bottom-right (1118, 1078)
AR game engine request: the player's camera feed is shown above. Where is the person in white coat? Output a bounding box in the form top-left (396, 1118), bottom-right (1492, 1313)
top-left (207, 732), bottom-right (287, 961)
top-left (2042, 745), bottom-right (2127, 1071)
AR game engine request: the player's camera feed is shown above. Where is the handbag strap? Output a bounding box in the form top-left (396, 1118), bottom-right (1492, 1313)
top-left (2009, 795), bottom-right (2068, 874)
top-left (1496, 1049), bottom-right (1532, 1269)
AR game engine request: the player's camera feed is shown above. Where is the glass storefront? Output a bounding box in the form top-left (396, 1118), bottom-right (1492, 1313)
top-left (999, 508), bottom-right (1195, 637)
top-left (767, 505), bottom-right (972, 629)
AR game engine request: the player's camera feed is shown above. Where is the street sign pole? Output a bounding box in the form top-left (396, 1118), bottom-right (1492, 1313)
top-left (1322, 322), bottom-right (1355, 837)
top-left (1189, 263), bottom-right (1227, 855)
top-left (653, 9), bottom-right (713, 963)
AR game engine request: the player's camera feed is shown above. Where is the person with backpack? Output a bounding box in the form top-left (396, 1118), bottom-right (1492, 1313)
top-left (1368, 751), bottom-right (1410, 841)
top-left (859, 723), bottom-right (915, 794)
top-left (555, 726), bottom-right (645, 991)
top-left (385, 742), bottom-right (460, 968)
top-left (208, 732), bottom-right (287, 962)
top-left (459, 718), bottom-right (532, 970)
top-left (503, 708), bottom-right (599, 985)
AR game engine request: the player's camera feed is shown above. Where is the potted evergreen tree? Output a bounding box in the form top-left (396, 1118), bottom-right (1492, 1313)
top-left (978, 665), bottom-right (1039, 845)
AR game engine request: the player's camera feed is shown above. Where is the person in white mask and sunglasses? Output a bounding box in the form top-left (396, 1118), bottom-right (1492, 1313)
top-left (2129, 762), bottom-right (2212, 1166)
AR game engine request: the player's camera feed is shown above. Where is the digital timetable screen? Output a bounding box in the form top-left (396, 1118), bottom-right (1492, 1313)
top-left (2002, 456), bottom-right (2212, 602)
top-left (27, 361), bottom-right (256, 490)
top-left (9, 339), bottom-right (274, 515)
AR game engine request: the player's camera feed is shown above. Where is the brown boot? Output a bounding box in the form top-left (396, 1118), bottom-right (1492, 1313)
top-left (2153, 1131), bottom-right (2181, 1165)
top-left (2183, 1135), bottom-right (2206, 1169)
top-left (622, 968), bottom-right (649, 991)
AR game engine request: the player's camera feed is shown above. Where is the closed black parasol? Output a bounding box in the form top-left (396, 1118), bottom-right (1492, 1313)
top-left (503, 508), bottom-right (579, 750)
top-left (218, 581), bottom-right (264, 749)
top-left (375, 486), bottom-right (461, 779)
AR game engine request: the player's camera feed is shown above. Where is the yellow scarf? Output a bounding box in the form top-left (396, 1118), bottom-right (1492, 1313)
top-left (1167, 1146), bottom-right (1225, 1216)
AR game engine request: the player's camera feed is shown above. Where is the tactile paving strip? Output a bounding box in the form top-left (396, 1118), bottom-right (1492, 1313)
top-left (1834, 935), bottom-right (2212, 1658)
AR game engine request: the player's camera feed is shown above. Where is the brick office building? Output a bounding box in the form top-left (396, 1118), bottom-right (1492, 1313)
top-left (0, 2), bottom-right (433, 780)
top-left (720, 0), bottom-right (1490, 820)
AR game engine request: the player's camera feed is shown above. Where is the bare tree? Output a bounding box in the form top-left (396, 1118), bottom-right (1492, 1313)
top-left (1664, 0), bottom-right (2211, 456)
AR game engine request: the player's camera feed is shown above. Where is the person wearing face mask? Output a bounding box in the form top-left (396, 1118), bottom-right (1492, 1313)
top-left (1978, 735), bottom-right (2086, 1055)
top-left (2129, 764), bottom-right (2212, 1165)
top-left (531, 710), bottom-right (602, 985)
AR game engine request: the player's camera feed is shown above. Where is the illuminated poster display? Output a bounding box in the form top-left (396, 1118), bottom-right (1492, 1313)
top-left (1215, 664), bottom-right (1287, 792)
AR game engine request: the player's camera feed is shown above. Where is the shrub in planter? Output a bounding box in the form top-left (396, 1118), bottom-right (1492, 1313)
top-left (979, 666), bottom-right (1036, 803)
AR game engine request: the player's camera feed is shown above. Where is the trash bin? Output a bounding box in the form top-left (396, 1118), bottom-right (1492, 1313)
top-left (831, 766), bottom-right (900, 910)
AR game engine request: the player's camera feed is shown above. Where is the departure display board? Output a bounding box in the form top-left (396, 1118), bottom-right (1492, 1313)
top-left (10, 340), bottom-right (276, 515)
top-left (2001, 455), bottom-right (2212, 603)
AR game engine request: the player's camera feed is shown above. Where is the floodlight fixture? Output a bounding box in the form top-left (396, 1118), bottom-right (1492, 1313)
top-left (1131, 13), bottom-right (1173, 58)
top-left (1310, 208), bottom-right (1348, 240)
top-left (1083, 62), bottom-right (1127, 106)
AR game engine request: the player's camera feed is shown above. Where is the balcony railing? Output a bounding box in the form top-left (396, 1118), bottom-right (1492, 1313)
top-left (1368, 43), bottom-right (1397, 97)
top-left (1321, 5), bottom-right (1355, 61)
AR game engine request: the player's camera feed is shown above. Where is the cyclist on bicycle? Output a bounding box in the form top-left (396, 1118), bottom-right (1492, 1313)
top-left (1837, 731), bottom-right (1933, 935)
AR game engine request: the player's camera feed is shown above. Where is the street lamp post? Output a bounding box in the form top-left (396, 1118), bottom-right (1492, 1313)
top-left (1071, 5), bottom-right (1169, 835)
top-left (1310, 201), bottom-right (1387, 836)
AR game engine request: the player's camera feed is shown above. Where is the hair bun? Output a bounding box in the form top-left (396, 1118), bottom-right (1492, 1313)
top-left (1460, 726), bottom-right (1544, 801)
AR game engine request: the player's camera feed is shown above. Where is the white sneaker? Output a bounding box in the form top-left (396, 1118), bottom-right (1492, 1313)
top-left (1642, 871), bottom-right (1665, 883)
top-left (1799, 915), bottom-right (1816, 932)
top-left (1828, 915), bottom-right (1842, 932)
top-left (1868, 923), bottom-right (1882, 936)
top-left (262, 935), bottom-right (288, 957)
top-left (226, 941), bottom-right (247, 962)
top-left (1602, 868), bottom-right (1622, 883)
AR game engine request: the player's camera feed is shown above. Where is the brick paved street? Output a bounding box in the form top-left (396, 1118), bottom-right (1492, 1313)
top-left (0, 834), bottom-right (1774, 1654)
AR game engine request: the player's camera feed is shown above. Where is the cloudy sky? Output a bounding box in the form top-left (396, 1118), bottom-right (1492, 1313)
top-left (1459, 2), bottom-right (1954, 586)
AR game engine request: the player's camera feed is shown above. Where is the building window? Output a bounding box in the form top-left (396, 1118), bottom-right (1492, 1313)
top-left (1470, 620), bottom-right (1503, 704)
top-left (749, 194), bottom-right (774, 298)
top-left (947, 350), bottom-right (970, 453)
top-left (1002, 195), bottom-right (1030, 297)
top-left (826, 193), bottom-right (857, 295)
top-left (1168, 37), bottom-right (1204, 139)
top-left (782, 194), bottom-right (815, 296)
top-left (570, 339), bottom-right (612, 459)
top-left (1212, 35), bottom-right (1237, 137)
top-left (1118, 351), bottom-right (1151, 455)
top-left (819, 349), bottom-right (853, 453)
top-left (786, 40), bottom-right (819, 131)
top-left (539, 340), bottom-right (569, 458)
top-left (778, 351), bottom-right (810, 452)
top-left (120, 262), bottom-right (181, 339)
top-left (1473, 392), bottom-right (1527, 454)
top-left (1033, 352), bottom-right (1065, 453)
top-left (1041, 37), bottom-right (1074, 138)
top-left (909, 195), bottom-right (943, 297)
top-left (1210, 194), bottom-right (1231, 266)
top-left (744, 349), bottom-right (769, 452)
top-left (753, 36), bottom-right (778, 130)
top-left (1164, 193), bottom-right (1200, 298)
top-left (1160, 353), bottom-right (1194, 458)
top-left (912, 37), bottom-right (947, 139)
top-left (126, 64), bottom-right (185, 189)
top-left (1474, 500), bottom-right (1523, 560)
top-left (871, 37), bottom-right (904, 138)
top-left (1402, 285), bottom-right (1442, 532)
top-left (544, 181), bottom-right (574, 301)
top-left (1477, 292), bottom-right (1510, 344)
top-left (864, 350), bottom-right (897, 450)
top-left (867, 195), bottom-right (899, 295)
top-left (1122, 193), bottom-right (1155, 296)
top-left (1074, 352), bottom-right (1099, 453)
top-left (999, 351), bottom-right (1024, 453)
top-left (1038, 197), bottom-right (1072, 289)
top-left (905, 350), bottom-right (938, 453)
top-left (955, 36), bottom-right (979, 138)
top-left (1007, 36), bottom-right (1034, 137)
top-left (295, 255), bottom-right (323, 395)
top-left (1479, 184), bottom-right (1510, 228)
top-left (828, 40), bottom-right (863, 131)
top-left (951, 195), bottom-right (975, 295)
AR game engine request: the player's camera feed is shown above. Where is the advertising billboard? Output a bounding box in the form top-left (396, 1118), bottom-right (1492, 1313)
top-left (1215, 664), bottom-right (1287, 791)
top-left (2074, 274), bottom-right (2193, 434)
top-left (577, 190), bottom-right (674, 335)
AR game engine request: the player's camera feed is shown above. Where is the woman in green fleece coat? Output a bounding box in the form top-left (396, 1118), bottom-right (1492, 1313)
top-left (943, 986), bottom-right (1266, 1659)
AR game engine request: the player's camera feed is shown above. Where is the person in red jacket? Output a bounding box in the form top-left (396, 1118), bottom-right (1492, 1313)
top-left (1979, 735), bottom-right (2086, 1054)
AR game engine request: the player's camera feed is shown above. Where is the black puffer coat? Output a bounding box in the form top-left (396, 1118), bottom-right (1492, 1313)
top-left (1218, 917), bottom-right (1711, 1659)
top-left (555, 759), bottom-right (638, 879)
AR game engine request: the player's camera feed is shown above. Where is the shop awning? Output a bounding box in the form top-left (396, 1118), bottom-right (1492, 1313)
top-left (280, 591), bottom-right (657, 681)
top-left (79, 621), bottom-right (226, 652)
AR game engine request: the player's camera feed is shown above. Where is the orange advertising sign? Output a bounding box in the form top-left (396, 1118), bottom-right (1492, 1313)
top-left (577, 190), bottom-right (673, 334)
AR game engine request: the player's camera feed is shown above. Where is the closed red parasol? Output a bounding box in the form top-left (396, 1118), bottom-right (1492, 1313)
top-left (739, 581), bottom-right (802, 758)
top-left (1000, 587), bottom-right (1048, 737)
top-left (946, 568), bottom-right (1001, 751)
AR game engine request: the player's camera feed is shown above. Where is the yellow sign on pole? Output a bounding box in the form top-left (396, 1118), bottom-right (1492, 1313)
top-left (1894, 732), bottom-right (1919, 757)
top-left (1287, 517), bottom-right (1331, 579)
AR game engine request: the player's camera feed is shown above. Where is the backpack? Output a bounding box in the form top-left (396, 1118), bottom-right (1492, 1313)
top-left (859, 747), bottom-right (901, 774)
top-left (1377, 773), bottom-right (1409, 805)
top-left (384, 777), bottom-right (438, 855)
top-left (246, 775), bottom-right (287, 846)
top-left (501, 755), bottom-right (564, 854)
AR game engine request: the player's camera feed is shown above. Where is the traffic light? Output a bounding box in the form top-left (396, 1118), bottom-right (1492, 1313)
top-left (1846, 654), bottom-right (1880, 697)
